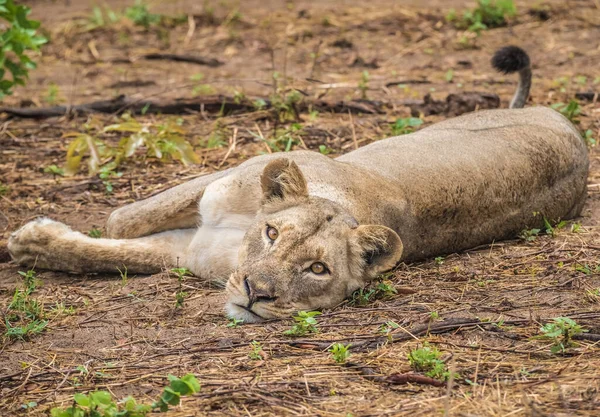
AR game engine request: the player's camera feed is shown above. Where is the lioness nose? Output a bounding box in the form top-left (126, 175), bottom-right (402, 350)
top-left (244, 277), bottom-right (277, 307)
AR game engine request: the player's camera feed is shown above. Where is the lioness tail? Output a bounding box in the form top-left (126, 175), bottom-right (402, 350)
top-left (491, 46), bottom-right (531, 109)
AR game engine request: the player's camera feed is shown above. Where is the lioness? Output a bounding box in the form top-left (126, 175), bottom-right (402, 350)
top-left (7, 47), bottom-right (589, 322)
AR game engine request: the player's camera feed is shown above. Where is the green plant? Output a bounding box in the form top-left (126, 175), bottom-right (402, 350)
top-left (520, 227), bottom-right (541, 242)
top-left (583, 129), bottom-right (596, 147)
top-left (447, 0), bottom-right (516, 34)
top-left (104, 115), bottom-right (200, 166)
top-left (50, 374), bottom-right (200, 417)
top-left (44, 164), bottom-right (65, 177)
top-left (350, 288), bottom-right (376, 306)
top-left (4, 269), bottom-right (48, 341)
top-left (329, 343), bottom-right (351, 364)
top-left (379, 320), bottom-right (400, 335)
top-left (358, 70), bottom-right (369, 99)
top-left (434, 256), bottom-right (444, 265)
top-left (98, 167), bottom-right (122, 194)
top-left (445, 69), bottom-right (454, 82)
top-left (248, 341), bottom-right (264, 360)
top-left (430, 311), bottom-right (440, 321)
top-left (62, 132), bottom-right (112, 175)
top-left (376, 281), bottom-right (397, 297)
top-left (318, 144), bottom-right (332, 155)
top-left (408, 344), bottom-right (451, 380)
top-left (543, 217), bottom-right (566, 237)
top-left (391, 117), bottom-right (423, 136)
top-left (171, 267), bottom-right (192, 308)
top-left (537, 317), bottom-right (587, 354)
top-left (88, 228), bottom-right (102, 238)
top-left (270, 90), bottom-right (303, 122)
top-left (551, 100), bottom-right (581, 123)
top-left (86, 5), bottom-right (120, 30)
top-left (571, 222), bottom-right (583, 233)
top-left (51, 302), bottom-right (76, 316)
top-left (0, 182), bottom-right (8, 195)
top-left (283, 311), bottom-right (321, 337)
top-left (227, 317), bottom-right (244, 328)
top-left (43, 82), bottom-right (62, 104)
top-left (125, 0), bottom-right (161, 29)
top-left (0, 0), bottom-right (48, 99)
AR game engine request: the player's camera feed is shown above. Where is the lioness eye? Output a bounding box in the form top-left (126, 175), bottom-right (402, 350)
top-left (266, 226), bottom-right (279, 241)
top-left (310, 262), bottom-right (327, 275)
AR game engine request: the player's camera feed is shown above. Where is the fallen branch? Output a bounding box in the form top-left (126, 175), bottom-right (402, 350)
top-left (0, 95), bottom-right (388, 118)
top-left (142, 53), bottom-right (223, 67)
top-left (575, 91), bottom-right (598, 101)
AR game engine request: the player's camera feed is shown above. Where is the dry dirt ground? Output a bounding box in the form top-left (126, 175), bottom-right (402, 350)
top-left (1, 0), bottom-right (600, 416)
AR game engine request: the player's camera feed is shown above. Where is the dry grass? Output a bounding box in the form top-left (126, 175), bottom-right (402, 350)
top-left (1, 0), bottom-right (599, 415)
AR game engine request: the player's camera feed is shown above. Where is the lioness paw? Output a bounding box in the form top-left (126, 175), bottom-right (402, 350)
top-left (8, 218), bottom-right (73, 266)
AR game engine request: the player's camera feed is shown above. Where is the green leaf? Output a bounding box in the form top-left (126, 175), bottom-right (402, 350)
top-left (73, 393), bottom-right (89, 406)
top-left (181, 374), bottom-right (201, 393)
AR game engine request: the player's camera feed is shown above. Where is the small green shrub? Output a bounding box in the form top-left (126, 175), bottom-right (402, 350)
top-left (125, 0), bottom-right (161, 29)
top-left (329, 343), bottom-right (351, 364)
top-left (248, 341), bottom-right (264, 360)
top-left (447, 0), bottom-right (516, 34)
top-left (50, 374), bottom-right (200, 417)
top-left (408, 344), bottom-right (452, 380)
top-left (283, 311), bottom-right (321, 337)
top-left (537, 317), bottom-right (587, 354)
top-left (0, 0), bottom-right (48, 99)
top-left (551, 99), bottom-right (581, 123)
top-left (391, 118), bottom-right (423, 136)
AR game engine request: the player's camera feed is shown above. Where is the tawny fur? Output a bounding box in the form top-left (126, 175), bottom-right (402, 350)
top-left (7, 106), bottom-right (588, 322)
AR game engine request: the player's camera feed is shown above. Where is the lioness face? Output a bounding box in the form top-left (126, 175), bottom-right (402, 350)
top-left (225, 158), bottom-right (403, 323)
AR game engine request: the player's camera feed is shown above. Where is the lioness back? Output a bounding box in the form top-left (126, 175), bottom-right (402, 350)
top-left (336, 107), bottom-right (588, 260)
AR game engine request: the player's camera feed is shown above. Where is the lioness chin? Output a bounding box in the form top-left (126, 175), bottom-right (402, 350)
top-left (7, 46), bottom-right (589, 323)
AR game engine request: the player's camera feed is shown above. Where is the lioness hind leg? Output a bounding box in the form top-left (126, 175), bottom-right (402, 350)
top-left (8, 218), bottom-right (196, 274)
top-left (107, 169), bottom-right (231, 239)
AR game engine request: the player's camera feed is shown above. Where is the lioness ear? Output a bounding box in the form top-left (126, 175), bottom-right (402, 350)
top-left (261, 158), bottom-right (309, 202)
top-left (352, 225), bottom-right (403, 279)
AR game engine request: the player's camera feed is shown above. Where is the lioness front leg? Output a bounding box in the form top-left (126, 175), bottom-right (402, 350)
top-left (106, 169), bottom-right (230, 239)
top-left (8, 218), bottom-right (196, 274)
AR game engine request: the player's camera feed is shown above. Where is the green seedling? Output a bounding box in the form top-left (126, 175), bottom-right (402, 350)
top-left (125, 0), bottom-right (161, 29)
top-left (551, 99), bottom-right (581, 123)
top-left (283, 311), bottom-right (321, 337)
top-left (171, 267), bottom-right (192, 308)
top-left (358, 71), bottom-right (370, 99)
top-left (319, 144), bottom-right (332, 155)
top-left (447, 0), bottom-right (516, 34)
top-left (520, 227), bottom-right (540, 242)
top-left (537, 317), bottom-right (587, 354)
top-left (227, 317), bottom-right (244, 328)
top-left (379, 320), bottom-right (400, 336)
top-left (50, 374), bottom-right (200, 416)
top-left (583, 129), bottom-right (596, 147)
top-left (391, 118), bottom-right (423, 136)
top-left (329, 343), bottom-right (351, 364)
top-left (248, 341), bottom-right (264, 360)
top-left (408, 344), bottom-right (452, 380)
top-left (43, 165), bottom-right (64, 177)
top-left (88, 228), bottom-right (102, 238)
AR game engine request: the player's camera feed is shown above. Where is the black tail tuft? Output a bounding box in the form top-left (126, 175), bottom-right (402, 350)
top-left (491, 46), bottom-right (530, 74)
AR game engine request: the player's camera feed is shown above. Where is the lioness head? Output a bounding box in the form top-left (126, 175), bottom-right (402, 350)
top-left (225, 158), bottom-right (403, 322)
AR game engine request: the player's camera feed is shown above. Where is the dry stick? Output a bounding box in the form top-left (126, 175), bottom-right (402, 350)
top-left (348, 110), bottom-right (358, 150)
top-left (0, 95), bottom-right (388, 119)
top-left (183, 14), bottom-right (196, 47)
top-left (142, 53), bottom-right (223, 67)
top-left (217, 127), bottom-right (238, 168)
